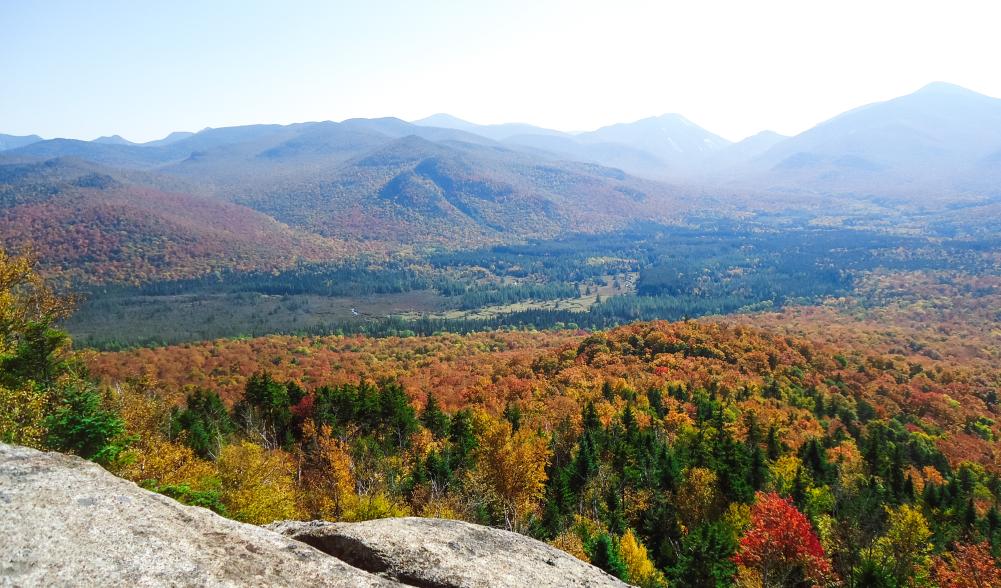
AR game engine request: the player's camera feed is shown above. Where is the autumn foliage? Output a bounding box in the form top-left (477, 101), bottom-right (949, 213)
top-left (733, 492), bottom-right (834, 587)
top-left (932, 542), bottom-right (1001, 588)
top-left (8, 247), bottom-right (1001, 586)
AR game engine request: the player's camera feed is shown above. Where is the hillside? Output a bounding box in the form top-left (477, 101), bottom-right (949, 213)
top-left (5, 248), bottom-right (1001, 587)
top-left (2, 125), bottom-right (695, 285)
top-left (81, 313), bottom-right (1001, 586)
top-left (0, 159), bottom-right (351, 283)
top-left (4, 83), bottom-right (1001, 290)
top-left (228, 135), bottom-right (690, 247)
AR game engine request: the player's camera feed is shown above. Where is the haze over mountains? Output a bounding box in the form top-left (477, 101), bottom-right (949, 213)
top-left (5, 82), bottom-right (999, 193)
top-left (412, 82), bottom-right (1001, 195)
top-left (1, 82), bottom-right (999, 283)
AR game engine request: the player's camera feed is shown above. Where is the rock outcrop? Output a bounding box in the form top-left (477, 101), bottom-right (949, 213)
top-left (0, 444), bottom-right (628, 587)
top-left (268, 518), bottom-right (629, 588)
top-left (0, 443), bottom-right (391, 587)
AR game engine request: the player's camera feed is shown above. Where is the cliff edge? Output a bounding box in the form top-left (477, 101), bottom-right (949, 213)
top-left (0, 444), bottom-right (626, 587)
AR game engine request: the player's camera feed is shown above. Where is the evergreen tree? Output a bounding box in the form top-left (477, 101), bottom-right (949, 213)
top-left (669, 522), bottom-right (738, 588)
top-left (799, 438), bottom-right (830, 484)
top-left (606, 487), bottom-right (627, 535)
top-left (541, 465), bottom-right (574, 537)
top-left (44, 384), bottom-right (125, 463)
top-left (715, 429), bottom-right (753, 503)
top-left (647, 387), bottom-right (666, 419)
top-left (657, 443), bottom-right (681, 492)
top-left (421, 392), bottom-right (450, 439)
top-left (602, 381), bottom-right (616, 402)
top-left (378, 380), bottom-right (418, 448)
top-left (573, 432), bottom-right (599, 492)
top-left (748, 443), bottom-right (768, 491)
top-left (503, 402), bottom-right (522, 432)
top-left (241, 371), bottom-right (293, 447)
top-left (583, 401), bottom-right (601, 433)
top-left (448, 408), bottom-right (477, 466)
top-left (171, 389), bottom-right (234, 459)
top-left (591, 534), bottom-right (629, 582)
top-left (640, 496), bottom-right (684, 570)
top-left (766, 424), bottom-right (782, 460)
top-left (621, 405), bottom-right (638, 440)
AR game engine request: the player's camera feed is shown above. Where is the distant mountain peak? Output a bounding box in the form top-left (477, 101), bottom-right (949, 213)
top-left (414, 113), bottom-right (473, 126)
top-left (747, 130), bottom-right (785, 139)
top-left (0, 133), bottom-right (43, 152)
top-left (914, 81), bottom-right (983, 96)
top-left (142, 131), bottom-right (195, 147)
top-left (581, 113), bottom-right (731, 164)
top-left (653, 113), bottom-right (694, 124)
top-left (93, 134), bottom-right (134, 145)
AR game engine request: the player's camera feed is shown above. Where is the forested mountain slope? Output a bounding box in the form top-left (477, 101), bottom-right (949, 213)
top-left (0, 123), bottom-right (695, 283)
top-left (5, 247), bottom-right (1001, 587)
top-left (0, 159), bottom-right (351, 283)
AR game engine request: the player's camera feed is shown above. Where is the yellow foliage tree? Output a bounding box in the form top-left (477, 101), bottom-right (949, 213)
top-left (874, 503), bottom-right (933, 585)
top-left (299, 419), bottom-right (355, 519)
top-left (112, 374), bottom-right (172, 442)
top-left (826, 439), bottom-right (865, 490)
top-left (217, 441), bottom-right (301, 524)
top-left (469, 415), bottom-right (550, 532)
top-left (115, 436), bottom-right (217, 491)
top-left (769, 455), bottom-right (806, 496)
top-left (550, 529), bottom-right (589, 562)
top-left (0, 249), bottom-right (73, 447)
top-left (677, 467), bottom-right (720, 531)
top-left (341, 492), bottom-right (410, 522)
top-left (0, 249), bottom-right (73, 355)
top-left (0, 383), bottom-right (49, 447)
top-left (107, 376), bottom-right (220, 492)
top-left (620, 528), bottom-right (668, 588)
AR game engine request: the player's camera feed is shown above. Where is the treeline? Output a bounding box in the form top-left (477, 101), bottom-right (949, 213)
top-left (69, 221), bottom-right (1001, 350)
top-left (454, 282), bottom-right (580, 309)
top-left (80, 261), bottom-right (432, 298)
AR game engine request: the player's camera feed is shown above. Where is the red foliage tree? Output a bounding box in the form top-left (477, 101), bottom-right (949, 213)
top-left (733, 491), bottom-right (835, 587)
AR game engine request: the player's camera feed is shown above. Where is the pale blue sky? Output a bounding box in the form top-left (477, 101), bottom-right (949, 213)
top-left (3, 0), bottom-right (1000, 142)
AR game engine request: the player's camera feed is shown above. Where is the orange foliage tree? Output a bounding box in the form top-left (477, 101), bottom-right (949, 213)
top-left (298, 419), bottom-right (355, 520)
top-left (932, 542), bottom-right (1001, 588)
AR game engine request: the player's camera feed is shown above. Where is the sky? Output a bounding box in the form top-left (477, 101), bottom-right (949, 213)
top-left (3, 0), bottom-right (1001, 143)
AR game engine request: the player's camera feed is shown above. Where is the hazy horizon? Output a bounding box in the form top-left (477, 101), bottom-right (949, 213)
top-left (2, 79), bottom-right (994, 146)
top-left (4, 0), bottom-right (1001, 143)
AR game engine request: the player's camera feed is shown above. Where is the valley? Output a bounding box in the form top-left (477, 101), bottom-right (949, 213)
top-left (3, 78), bottom-right (1001, 587)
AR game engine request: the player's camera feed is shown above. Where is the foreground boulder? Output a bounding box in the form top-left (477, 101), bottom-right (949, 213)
top-left (0, 443), bottom-right (390, 587)
top-left (267, 518), bottom-right (629, 588)
top-left (0, 443), bottom-right (627, 587)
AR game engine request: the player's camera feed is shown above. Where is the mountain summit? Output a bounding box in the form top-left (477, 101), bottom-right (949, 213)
top-left (743, 81), bottom-right (1001, 195)
top-left (579, 114), bottom-right (731, 164)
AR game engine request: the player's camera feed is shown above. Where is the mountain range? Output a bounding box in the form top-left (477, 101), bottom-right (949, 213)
top-left (5, 82), bottom-right (999, 194)
top-left (1, 82), bottom-right (999, 284)
top-left (0, 117), bottom-right (691, 283)
top-left (411, 82), bottom-right (1001, 196)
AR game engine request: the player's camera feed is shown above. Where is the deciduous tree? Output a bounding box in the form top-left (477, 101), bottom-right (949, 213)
top-left (217, 441), bottom-right (301, 524)
top-left (932, 541), bottom-right (1001, 588)
top-left (733, 491), bottom-right (834, 587)
top-left (620, 528), bottom-right (667, 588)
top-left (469, 415), bottom-right (550, 532)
